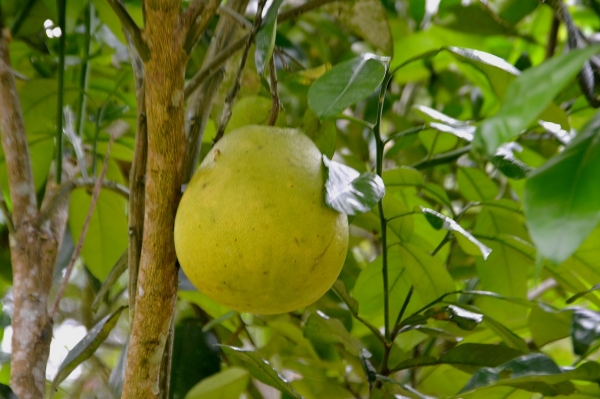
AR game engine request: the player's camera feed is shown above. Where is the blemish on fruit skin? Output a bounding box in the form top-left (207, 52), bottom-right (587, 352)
top-left (213, 149), bottom-right (221, 161)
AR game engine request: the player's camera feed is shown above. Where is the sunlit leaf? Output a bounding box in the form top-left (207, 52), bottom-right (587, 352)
top-left (324, 0), bottom-right (393, 55)
top-left (51, 306), bottom-right (126, 398)
top-left (303, 312), bottom-right (361, 356)
top-left (308, 55), bottom-right (387, 118)
top-left (185, 367), bottom-right (248, 399)
top-left (475, 45), bottom-right (600, 155)
top-left (459, 353), bottom-right (600, 396)
top-left (421, 207), bottom-right (492, 259)
top-left (571, 309), bottom-right (600, 356)
top-left (220, 346), bottom-right (302, 398)
top-left (254, 0), bottom-right (285, 76)
top-left (323, 156), bottom-right (385, 215)
top-left (524, 113), bottom-right (600, 264)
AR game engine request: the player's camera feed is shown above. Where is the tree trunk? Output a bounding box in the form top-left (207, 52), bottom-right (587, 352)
top-left (121, 1), bottom-right (188, 397)
top-left (0, 29), bottom-right (72, 399)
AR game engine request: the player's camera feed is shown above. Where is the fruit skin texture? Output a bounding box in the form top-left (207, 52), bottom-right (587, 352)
top-left (174, 125), bottom-right (349, 314)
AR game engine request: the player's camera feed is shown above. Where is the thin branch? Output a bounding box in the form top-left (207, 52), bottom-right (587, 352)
top-left (38, 177), bottom-right (129, 227)
top-left (278, 0), bottom-right (340, 22)
top-left (267, 56), bottom-right (280, 125)
top-left (0, 187), bottom-right (14, 235)
top-left (184, 0), bottom-right (339, 99)
top-left (218, 5), bottom-right (252, 29)
top-left (55, 0), bottom-right (66, 183)
top-left (184, 35), bottom-right (247, 99)
top-left (183, 0), bottom-right (251, 182)
top-left (9, 0), bottom-right (37, 36)
top-left (411, 145), bottom-right (471, 170)
top-left (50, 134), bottom-right (116, 319)
top-left (105, 0), bottom-right (149, 61)
top-left (182, 0), bottom-right (222, 55)
top-left (215, 0), bottom-right (269, 142)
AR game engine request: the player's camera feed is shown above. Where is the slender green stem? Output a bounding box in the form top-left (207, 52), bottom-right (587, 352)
top-left (9, 0), bottom-right (37, 36)
top-left (76, 1), bottom-right (93, 137)
top-left (431, 232), bottom-right (451, 256)
top-left (336, 114), bottom-right (375, 131)
top-left (374, 72), bottom-right (393, 342)
top-left (383, 125), bottom-right (426, 144)
top-left (55, 0), bottom-right (67, 183)
top-left (393, 285), bottom-right (414, 335)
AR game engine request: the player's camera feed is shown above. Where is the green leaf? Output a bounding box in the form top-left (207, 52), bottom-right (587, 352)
top-left (399, 243), bottom-right (456, 305)
top-left (172, 319), bottom-right (221, 399)
top-left (92, 250), bottom-right (127, 312)
top-left (390, 356), bottom-right (438, 373)
top-left (184, 367), bottom-right (248, 399)
top-left (567, 283), bottom-right (600, 304)
top-left (324, 0), bottom-right (393, 55)
top-left (108, 337), bottom-right (128, 399)
top-left (528, 305), bottom-right (572, 348)
top-left (69, 183), bottom-right (129, 280)
top-left (331, 280), bottom-right (359, 315)
top-left (353, 246), bottom-right (419, 319)
top-left (308, 55), bottom-right (387, 118)
top-left (421, 207), bottom-right (491, 259)
top-left (446, 305), bottom-right (483, 330)
top-left (50, 306), bottom-right (126, 398)
top-left (323, 156), bottom-right (385, 215)
top-left (475, 45), bottom-right (600, 155)
top-left (383, 166), bottom-right (425, 188)
top-left (524, 113), bottom-right (600, 264)
top-left (219, 346), bottom-right (303, 398)
top-left (457, 168), bottom-right (499, 202)
top-left (301, 109), bottom-right (337, 158)
top-left (571, 309), bottom-right (600, 356)
top-left (254, 0), bottom-right (285, 76)
top-left (490, 144), bottom-right (532, 180)
top-left (459, 353), bottom-right (600, 396)
top-left (439, 3), bottom-right (519, 36)
top-left (303, 312), bottom-right (362, 356)
top-left (482, 314), bottom-right (529, 353)
top-left (447, 46), bottom-right (520, 99)
top-left (439, 343), bottom-right (524, 374)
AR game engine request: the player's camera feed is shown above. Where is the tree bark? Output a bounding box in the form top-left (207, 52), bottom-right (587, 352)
top-left (0, 29), bottom-right (72, 399)
top-left (121, 2), bottom-right (188, 396)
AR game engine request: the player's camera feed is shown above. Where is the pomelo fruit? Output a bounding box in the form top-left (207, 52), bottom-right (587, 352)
top-left (174, 125), bottom-right (348, 314)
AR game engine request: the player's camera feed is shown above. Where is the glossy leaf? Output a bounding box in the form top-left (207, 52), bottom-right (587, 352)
top-left (324, 0), bottom-right (393, 55)
top-left (524, 113), bottom-right (600, 264)
top-left (456, 168), bottom-right (498, 202)
top-left (528, 305), bottom-right (572, 348)
top-left (50, 306), bottom-right (126, 398)
top-left (184, 367), bottom-right (248, 399)
top-left (308, 55), bottom-right (387, 118)
top-left (421, 207), bottom-right (491, 259)
top-left (303, 312), bottom-right (361, 356)
top-left (92, 250), bottom-right (128, 312)
top-left (323, 156), bottom-right (385, 215)
top-left (475, 45), bottom-right (600, 155)
top-left (446, 305), bottom-right (483, 330)
top-left (491, 144), bottom-right (532, 180)
top-left (439, 343), bottom-right (524, 374)
top-left (399, 243), bottom-right (456, 304)
top-left (571, 309), bottom-right (600, 356)
top-left (219, 346), bottom-right (302, 398)
top-left (254, 0), bottom-right (284, 76)
top-left (171, 319), bottom-right (221, 399)
top-left (459, 353), bottom-right (600, 395)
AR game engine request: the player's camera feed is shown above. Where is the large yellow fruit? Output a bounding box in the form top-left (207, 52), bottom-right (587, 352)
top-left (174, 125), bottom-right (349, 314)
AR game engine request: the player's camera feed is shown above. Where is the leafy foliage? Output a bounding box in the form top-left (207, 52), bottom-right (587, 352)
top-left (3, 0), bottom-right (600, 398)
